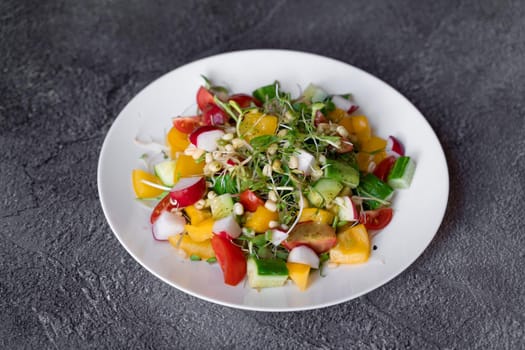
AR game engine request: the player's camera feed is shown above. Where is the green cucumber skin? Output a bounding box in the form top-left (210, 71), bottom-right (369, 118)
top-left (210, 193), bottom-right (234, 219)
top-left (247, 258), bottom-right (289, 288)
top-left (307, 178), bottom-right (343, 207)
top-left (252, 258), bottom-right (288, 276)
top-left (387, 156), bottom-right (416, 189)
top-left (358, 174), bottom-right (394, 210)
top-left (324, 160), bottom-right (360, 188)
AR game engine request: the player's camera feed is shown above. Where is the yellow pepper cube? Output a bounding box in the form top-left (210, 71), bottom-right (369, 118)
top-left (286, 262), bottom-right (311, 291)
top-left (239, 111), bottom-right (278, 141)
top-left (356, 152), bottom-right (373, 172)
top-left (329, 224), bottom-right (370, 264)
top-left (351, 115), bottom-right (371, 144)
top-left (244, 205), bottom-right (279, 233)
top-left (166, 127), bottom-right (190, 158)
top-left (168, 235), bottom-right (215, 260)
top-left (338, 116), bottom-right (354, 134)
top-left (174, 154), bottom-right (205, 179)
top-left (299, 208), bottom-right (334, 225)
top-left (185, 218), bottom-right (214, 242)
top-left (326, 108), bottom-right (347, 123)
top-left (184, 205), bottom-right (212, 225)
top-left (361, 136), bottom-right (387, 154)
top-left (131, 169), bottom-right (165, 199)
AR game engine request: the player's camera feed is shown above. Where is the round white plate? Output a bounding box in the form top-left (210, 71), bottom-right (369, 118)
top-left (98, 50), bottom-right (449, 311)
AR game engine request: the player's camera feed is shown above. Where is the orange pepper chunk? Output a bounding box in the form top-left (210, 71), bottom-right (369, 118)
top-left (168, 235), bottom-right (215, 260)
top-left (351, 115), bottom-right (371, 144)
top-left (326, 108), bottom-right (347, 123)
top-left (356, 152), bottom-right (373, 172)
top-left (286, 262), bottom-right (311, 291)
top-left (361, 136), bottom-right (387, 154)
top-left (166, 127), bottom-right (190, 158)
top-left (299, 208), bottom-right (334, 225)
top-left (338, 116), bottom-right (354, 134)
top-left (329, 224), bottom-right (370, 264)
top-left (184, 205), bottom-right (212, 225)
top-left (239, 111), bottom-right (278, 141)
top-left (131, 169), bottom-right (165, 198)
top-left (244, 205), bottom-right (279, 233)
top-left (174, 154), bottom-right (205, 179)
top-left (185, 218), bottom-right (214, 242)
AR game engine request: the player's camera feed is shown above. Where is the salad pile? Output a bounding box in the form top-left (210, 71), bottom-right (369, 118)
top-left (131, 78), bottom-right (416, 290)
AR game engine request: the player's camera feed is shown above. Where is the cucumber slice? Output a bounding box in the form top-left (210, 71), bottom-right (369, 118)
top-left (153, 160), bottom-right (177, 186)
top-left (357, 174), bottom-right (394, 210)
top-left (387, 156), bottom-right (416, 189)
top-left (247, 257), bottom-right (289, 288)
top-left (210, 193), bottom-right (234, 219)
top-left (302, 83), bottom-right (328, 103)
top-left (324, 159), bottom-right (360, 188)
top-left (306, 178), bottom-right (343, 208)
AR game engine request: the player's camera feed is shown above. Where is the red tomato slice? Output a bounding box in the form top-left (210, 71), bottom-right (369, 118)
top-left (228, 94), bottom-right (261, 108)
top-left (239, 190), bottom-right (264, 212)
top-left (373, 156), bottom-right (396, 181)
top-left (196, 86), bottom-right (215, 110)
top-left (150, 194), bottom-right (173, 224)
top-left (360, 208), bottom-right (393, 230)
top-left (314, 111), bottom-right (328, 126)
top-left (211, 235), bottom-right (247, 286)
top-left (172, 117), bottom-right (201, 134)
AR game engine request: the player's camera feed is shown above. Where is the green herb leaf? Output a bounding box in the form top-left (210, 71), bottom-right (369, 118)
top-left (249, 135), bottom-right (279, 149)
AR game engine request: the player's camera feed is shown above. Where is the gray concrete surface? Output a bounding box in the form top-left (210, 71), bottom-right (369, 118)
top-left (1, 0), bottom-right (524, 348)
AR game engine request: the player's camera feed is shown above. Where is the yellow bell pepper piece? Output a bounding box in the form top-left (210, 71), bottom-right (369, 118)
top-left (239, 111), bottom-right (278, 141)
top-left (166, 127), bottom-right (190, 158)
top-left (350, 115), bottom-right (371, 144)
top-left (373, 150), bottom-right (388, 165)
top-left (174, 154), bottom-right (204, 179)
top-left (356, 152), bottom-right (372, 172)
top-left (338, 116), bottom-right (354, 134)
top-left (185, 218), bottom-right (214, 242)
top-left (329, 224), bottom-right (370, 264)
top-left (326, 108), bottom-right (347, 123)
top-left (286, 262), bottom-right (311, 291)
top-left (131, 169), bottom-right (165, 198)
top-left (299, 208), bottom-right (334, 225)
top-left (244, 205), bottom-right (279, 233)
top-left (361, 136), bottom-right (387, 154)
top-left (168, 235), bottom-right (215, 260)
top-left (184, 205), bottom-right (212, 225)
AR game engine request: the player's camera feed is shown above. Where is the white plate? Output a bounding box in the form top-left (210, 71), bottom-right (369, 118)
top-left (98, 50), bottom-right (449, 311)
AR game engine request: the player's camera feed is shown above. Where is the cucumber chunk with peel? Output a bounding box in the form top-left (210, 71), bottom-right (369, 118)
top-left (154, 160), bottom-right (177, 186)
top-left (387, 156), bottom-right (416, 189)
top-left (247, 257), bottom-right (289, 288)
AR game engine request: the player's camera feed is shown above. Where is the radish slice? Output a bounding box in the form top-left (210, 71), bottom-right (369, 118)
top-left (335, 196), bottom-right (358, 222)
top-left (189, 126), bottom-right (225, 152)
top-left (213, 215), bottom-right (242, 239)
top-left (296, 149), bottom-right (315, 175)
top-left (152, 211), bottom-right (186, 241)
top-left (386, 136), bottom-right (404, 157)
top-left (331, 95), bottom-right (359, 114)
top-left (269, 229), bottom-right (288, 246)
top-left (169, 176), bottom-right (206, 207)
top-left (287, 245), bottom-right (320, 269)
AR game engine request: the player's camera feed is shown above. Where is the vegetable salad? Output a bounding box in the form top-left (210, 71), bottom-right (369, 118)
top-left (131, 78), bottom-right (416, 290)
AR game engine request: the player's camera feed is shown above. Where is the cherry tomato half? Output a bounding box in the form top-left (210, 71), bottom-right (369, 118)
top-left (150, 194), bottom-right (174, 224)
top-left (172, 117), bottom-right (201, 134)
top-left (360, 208), bottom-right (393, 230)
top-left (373, 156), bottom-right (397, 181)
top-left (239, 190), bottom-right (265, 212)
top-left (211, 235), bottom-right (247, 286)
top-left (196, 86), bottom-right (215, 110)
top-left (228, 94), bottom-right (261, 108)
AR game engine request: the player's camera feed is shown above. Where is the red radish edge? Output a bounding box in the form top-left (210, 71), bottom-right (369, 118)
top-left (169, 177), bottom-right (206, 207)
top-left (386, 136), bottom-right (404, 157)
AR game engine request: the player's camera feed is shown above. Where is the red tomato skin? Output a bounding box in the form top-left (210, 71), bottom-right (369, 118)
top-left (228, 94), bottom-right (261, 108)
top-left (239, 190), bottom-right (264, 212)
top-left (172, 117), bottom-right (201, 134)
top-left (150, 194), bottom-right (173, 224)
top-left (202, 104), bottom-right (229, 125)
top-left (373, 156), bottom-right (396, 181)
top-left (360, 208), bottom-right (393, 230)
top-left (211, 235), bottom-right (247, 286)
top-left (196, 86), bottom-right (215, 110)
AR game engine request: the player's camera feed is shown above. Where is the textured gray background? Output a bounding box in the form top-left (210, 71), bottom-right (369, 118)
top-left (1, 0), bottom-right (524, 349)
